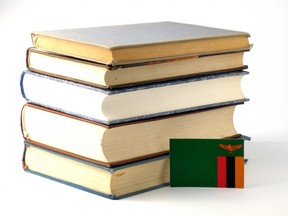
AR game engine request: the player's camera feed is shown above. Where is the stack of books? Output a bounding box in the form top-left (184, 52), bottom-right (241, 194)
top-left (20, 22), bottom-right (251, 199)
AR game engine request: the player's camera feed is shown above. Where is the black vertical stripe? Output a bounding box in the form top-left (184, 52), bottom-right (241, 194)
top-left (226, 156), bottom-right (235, 188)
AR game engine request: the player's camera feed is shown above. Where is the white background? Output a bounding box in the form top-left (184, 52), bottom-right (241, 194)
top-left (1, 0), bottom-right (288, 215)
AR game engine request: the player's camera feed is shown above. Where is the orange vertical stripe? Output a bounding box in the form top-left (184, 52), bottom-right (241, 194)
top-left (235, 156), bottom-right (244, 188)
top-left (217, 156), bottom-right (226, 187)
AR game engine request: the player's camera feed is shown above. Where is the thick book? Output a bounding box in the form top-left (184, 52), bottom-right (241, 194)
top-left (20, 70), bottom-right (248, 125)
top-left (31, 21), bottom-right (251, 65)
top-left (170, 138), bottom-right (245, 188)
top-left (27, 47), bottom-right (247, 88)
top-left (21, 103), bottom-right (244, 167)
top-left (23, 142), bottom-right (170, 199)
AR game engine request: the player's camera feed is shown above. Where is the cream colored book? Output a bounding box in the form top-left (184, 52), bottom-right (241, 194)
top-left (23, 142), bottom-right (170, 199)
top-left (31, 21), bottom-right (251, 65)
top-left (21, 103), bottom-right (244, 167)
top-left (27, 47), bottom-right (247, 88)
top-left (20, 70), bottom-right (248, 125)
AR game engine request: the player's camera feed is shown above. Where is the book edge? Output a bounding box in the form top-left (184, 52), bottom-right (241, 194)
top-left (23, 69), bottom-right (249, 95)
top-left (23, 168), bottom-right (169, 199)
top-left (22, 143), bottom-right (170, 199)
top-left (22, 98), bottom-right (248, 127)
top-left (23, 141), bottom-right (170, 170)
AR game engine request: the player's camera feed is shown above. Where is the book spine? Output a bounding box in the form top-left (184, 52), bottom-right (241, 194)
top-left (20, 71), bottom-right (28, 101)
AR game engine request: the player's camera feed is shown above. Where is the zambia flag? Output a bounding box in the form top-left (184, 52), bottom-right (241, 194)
top-left (170, 138), bottom-right (244, 188)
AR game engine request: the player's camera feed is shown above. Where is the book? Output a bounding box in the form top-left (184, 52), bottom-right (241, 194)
top-left (23, 142), bottom-right (170, 199)
top-left (31, 21), bottom-right (251, 65)
top-left (170, 138), bottom-right (244, 188)
top-left (27, 47), bottom-right (247, 88)
top-left (21, 103), bottom-right (243, 167)
top-left (20, 70), bottom-right (248, 125)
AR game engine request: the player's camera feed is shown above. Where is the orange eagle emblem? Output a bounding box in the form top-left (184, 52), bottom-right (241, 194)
top-left (218, 144), bottom-right (243, 153)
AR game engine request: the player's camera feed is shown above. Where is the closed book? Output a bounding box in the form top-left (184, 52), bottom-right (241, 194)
top-left (23, 142), bottom-right (170, 199)
top-left (21, 103), bottom-right (243, 167)
top-left (31, 21), bottom-right (251, 65)
top-left (27, 47), bottom-right (247, 88)
top-left (20, 70), bottom-right (248, 125)
top-left (170, 138), bottom-right (245, 188)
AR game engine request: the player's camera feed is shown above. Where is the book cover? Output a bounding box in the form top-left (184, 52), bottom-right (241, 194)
top-left (20, 69), bottom-right (249, 125)
top-left (31, 21), bottom-right (251, 65)
top-left (170, 138), bottom-right (244, 188)
top-left (23, 142), bottom-right (170, 199)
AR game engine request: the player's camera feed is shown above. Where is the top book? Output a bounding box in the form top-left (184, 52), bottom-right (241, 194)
top-left (31, 21), bottom-right (251, 65)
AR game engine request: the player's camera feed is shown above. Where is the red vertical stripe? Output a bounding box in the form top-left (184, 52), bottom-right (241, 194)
top-left (217, 156), bottom-right (226, 187)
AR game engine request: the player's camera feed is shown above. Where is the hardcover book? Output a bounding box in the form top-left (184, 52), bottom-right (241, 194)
top-left (170, 138), bottom-right (244, 188)
top-left (31, 21), bottom-right (251, 65)
top-left (27, 47), bottom-right (247, 88)
top-left (23, 142), bottom-right (169, 199)
top-left (20, 70), bottom-right (248, 125)
top-left (21, 103), bottom-right (244, 167)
